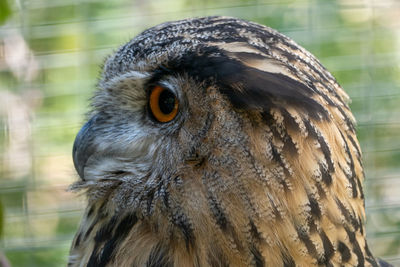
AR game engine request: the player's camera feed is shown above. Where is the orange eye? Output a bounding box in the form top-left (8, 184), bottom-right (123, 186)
top-left (149, 86), bottom-right (179, 123)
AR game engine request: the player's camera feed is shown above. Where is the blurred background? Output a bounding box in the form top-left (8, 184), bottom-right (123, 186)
top-left (0, 0), bottom-right (399, 266)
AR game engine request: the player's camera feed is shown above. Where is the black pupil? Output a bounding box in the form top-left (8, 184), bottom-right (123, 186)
top-left (159, 89), bottom-right (176, 114)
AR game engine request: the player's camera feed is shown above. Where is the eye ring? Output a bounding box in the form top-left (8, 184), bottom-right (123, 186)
top-left (149, 86), bottom-right (179, 123)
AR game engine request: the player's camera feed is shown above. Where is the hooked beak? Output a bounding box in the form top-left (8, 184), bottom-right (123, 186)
top-left (73, 116), bottom-right (97, 180)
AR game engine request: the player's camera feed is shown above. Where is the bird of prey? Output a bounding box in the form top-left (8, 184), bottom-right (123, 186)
top-left (69, 16), bottom-right (392, 267)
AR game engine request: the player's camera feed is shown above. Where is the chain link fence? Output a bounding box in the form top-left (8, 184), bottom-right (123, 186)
top-left (0, 0), bottom-right (399, 265)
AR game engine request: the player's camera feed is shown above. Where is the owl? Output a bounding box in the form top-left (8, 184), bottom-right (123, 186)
top-left (69, 16), bottom-right (392, 267)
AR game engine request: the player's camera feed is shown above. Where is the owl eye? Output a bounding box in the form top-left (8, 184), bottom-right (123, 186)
top-left (149, 85), bottom-right (179, 123)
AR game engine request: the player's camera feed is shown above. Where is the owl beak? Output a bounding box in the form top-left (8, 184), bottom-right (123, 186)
top-left (73, 116), bottom-right (97, 180)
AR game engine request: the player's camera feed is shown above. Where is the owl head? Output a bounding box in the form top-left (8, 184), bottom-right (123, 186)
top-left (70, 16), bottom-right (379, 267)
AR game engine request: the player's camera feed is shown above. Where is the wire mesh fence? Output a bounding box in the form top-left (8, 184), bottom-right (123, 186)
top-left (0, 0), bottom-right (399, 266)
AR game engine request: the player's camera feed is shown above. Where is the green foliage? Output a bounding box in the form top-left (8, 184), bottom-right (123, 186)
top-left (6, 247), bottom-right (70, 267)
top-left (0, 200), bottom-right (3, 238)
top-left (0, 0), bottom-right (11, 25)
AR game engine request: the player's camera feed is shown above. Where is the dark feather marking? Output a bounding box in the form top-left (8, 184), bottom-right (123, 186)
top-left (208, 193), bottom-right (247, 253)
top-left (306, 77), bottom-right (339, 110)
top-left (277, 48), bottom-right (331, 85)
top-left (355, 175), bottom-right (364, 199)
top-left (98, 238), bottom-right (118, 266)
top-left (364, 243), bottom-right (379, 267)
top-left (276, 47), bottom-right (342, 100)
top-left (87, 206), bottom-right (95, 217)
top-left (163, 191), bottom-right (170, 210)
top-left (74, 232), bottom-right (82, 248)
top-left (94, 215), bottom-right (118, 243)
top-left (338, 241), bottom-right (351, 262)
top-left (366, 256), bottom-right (379, 267)
top-left (158, 178), bottom-right (171, 210)
top-left (87, 244), bottom-right (101, 267)
top-left (339, 164), bottom-right (358, 199)
top-left (296, 226), bottom-right (318, 259)
top-left (319, 162), bottom-right (333, 186)
top-left (261, 111), bottom-right (277, 130)
top-left (218, 68), bottom-right (326, 120)
top-left (303, 118), bottom-right (317, 139)
top-left (114, 212), bottom-right (138, 237)
top-left (250, 245), bottom-right (265, 267)
top-left (320, 231), bottom-right (335, 263)
top-left (344, 226), bottom-right (365, 267)
top-left (262, 111), bottom-right (292, 185)
top-left (202, 168), bottom-right (246, 234)
top-left (84, 221), bottom-right (95, 240)
top-left (336, 104), bottom-right (356, 132)
top-left (145, 188), bottom-right (155, 214)
top-left (282, 251), bottom-right (296, 267)
top-left (146, 245), bottom-right (172, 267)
top-left (336, 198), bottom-right (360, 231)
top-left (249, 221), bottom-right (268, 266)
top-left (87, 214), bottom-right (138, 266)
top-left (97, 201), bottom-right (109, 219)
top-left (304, 119), bottom-right (334, 184)
top-left (249, 220), bottom-right (262, 241)
top-left (208, 195), bottom-right (228, 230)
top-left (314, 132), bottom-right (334, 173)
top-left (347, 133), bottom-right (362, 162)
top-left (338, 130), bottom-right (358, 198)
top-left (270, 144), bottom-right (291, 185)
top-left (279, 108), bottom-right (301, 154)
top-left (95, 213), bottom-right (138, 266)
top-left (170, 207), bottom-right (195, 250)
top-left (359, 216), bottom-right (364, 235)
top-left (278, 107), bottom-right (300, 130)
top-left (269, 52), bottom-right (336, 111)
top-left (273, 46), bottom-right (354, 129)
top-left (271, 114), bottom-right (298, 155)
top-left (308, 194), bottom-right (321, 219)
top-left (317, 137), bottom-right (334, 173)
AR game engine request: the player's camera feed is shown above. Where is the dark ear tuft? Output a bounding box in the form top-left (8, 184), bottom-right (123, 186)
top-left (216, 62), bottom-right (328, 120)
top-left (156, 46), bottom-right (329, 120)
